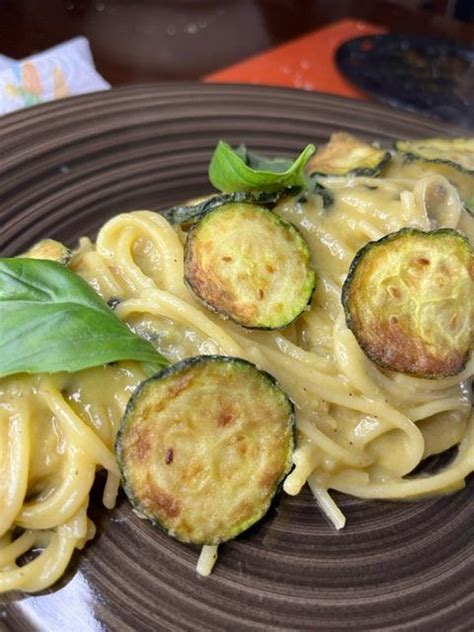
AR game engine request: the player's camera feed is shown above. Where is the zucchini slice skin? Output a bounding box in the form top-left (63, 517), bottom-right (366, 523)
top-left (21, 239), bottom-right (72, 265)
top-left (184, 202), bottom-right (316, 329)
top-left (395, 138), bottom-right (474, 175)
top-left (342, 228), bottom-right (473, 378)
top-left (161, 190), bottom-right (297, 226)
top-left (309, 182), bottom-right (334, 208)
top-left (116, 355), bottom-right (295, 545)
top-left (307, 132), bottom-right (391, 177)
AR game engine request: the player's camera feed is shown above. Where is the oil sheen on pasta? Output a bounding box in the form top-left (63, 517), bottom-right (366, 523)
top-left (1, 168), bottom-right (473, 592)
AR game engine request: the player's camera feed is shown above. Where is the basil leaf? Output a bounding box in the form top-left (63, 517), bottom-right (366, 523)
top-left (234, 144), bottom-right (297, 173)
top-left (208, 140), bottom-right (315, 193)
top-left (0, 258), bottom-right (168, 377)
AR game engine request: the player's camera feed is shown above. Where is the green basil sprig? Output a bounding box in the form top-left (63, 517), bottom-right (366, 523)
top-left (0, 258), bottom-right (168, 378)
top-left (208, 141), bottom-right (315, 193)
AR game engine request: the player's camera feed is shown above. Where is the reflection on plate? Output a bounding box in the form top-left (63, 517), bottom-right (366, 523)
top-left (1, 83), bottom-right (473, 631)
top-left (336, 34), bottom-right (474, 129)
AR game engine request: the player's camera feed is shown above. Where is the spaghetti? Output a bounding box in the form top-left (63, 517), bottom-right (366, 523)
top-left (1, 162), bottom-right (473, 591)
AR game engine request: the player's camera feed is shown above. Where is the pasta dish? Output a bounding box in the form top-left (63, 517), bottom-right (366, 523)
top-left (1, 134), bottom-right (473, 592)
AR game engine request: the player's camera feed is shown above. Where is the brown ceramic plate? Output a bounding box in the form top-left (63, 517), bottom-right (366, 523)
top-left (0, 84), bottom-right (473, 631)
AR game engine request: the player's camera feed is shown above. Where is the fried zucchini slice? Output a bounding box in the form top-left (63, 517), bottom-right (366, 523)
top-left (307, 132), bottom-right (390, 177)
top-left (342, 228), bottom-right (473, 378)
top-left (395, 138), bottom-right (474, 174)
top-left (467, 197), bottom-right (474, 215)
top-left (310, 182), bottom-right (334, 208)
top-left (116, 355), bottom-right (295, 544)
top-left (161, 190), bottom-right (295, 227)
top-left (21, 239), bottom-right (71, 265)
top-left (184, 202), bottom-right (316, 329)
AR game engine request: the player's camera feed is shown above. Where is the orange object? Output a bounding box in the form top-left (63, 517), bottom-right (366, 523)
top-left (204, 19), bottom-right (386, 99)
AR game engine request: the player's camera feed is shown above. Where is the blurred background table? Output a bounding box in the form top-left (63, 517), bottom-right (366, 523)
top-left (1, 0), bottom-right (473, 87)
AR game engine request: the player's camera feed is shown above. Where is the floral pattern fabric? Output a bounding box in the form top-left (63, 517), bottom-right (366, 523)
top-left (0, 37), bottom-right (110, 115)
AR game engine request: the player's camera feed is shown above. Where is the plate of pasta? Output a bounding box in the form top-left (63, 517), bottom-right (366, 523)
top-left (1, 83), bottom-right (473, 631)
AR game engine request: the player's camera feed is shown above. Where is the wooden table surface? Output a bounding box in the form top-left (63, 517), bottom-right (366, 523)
top-left (1, 0), bottom-right (473, 86)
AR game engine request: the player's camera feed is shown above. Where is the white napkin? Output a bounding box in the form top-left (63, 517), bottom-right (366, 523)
top-left (0, 37), bottom-right (110, 115)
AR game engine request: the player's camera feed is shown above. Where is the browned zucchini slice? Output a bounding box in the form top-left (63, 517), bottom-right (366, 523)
top-left (307, 132), bottom-right (390, 177)
top-left (395, 138), bottom-right (474, 174)
top-left (21, 239), bottom-right (71, 265)
top-left (342, 228), bottom-right (473, 378)
top-left (161, 190), bottom-right (294, 227)
top-left (116, 355), bottom-right (295, 544)
top-left (184, 202), bottom-right (316, 329)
